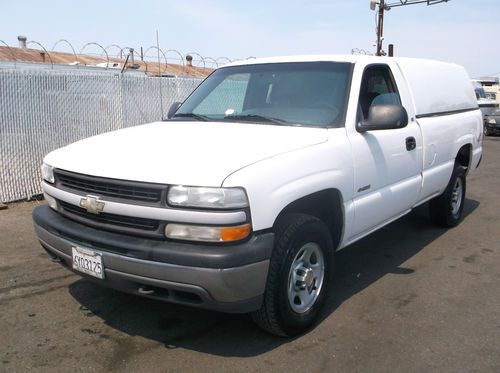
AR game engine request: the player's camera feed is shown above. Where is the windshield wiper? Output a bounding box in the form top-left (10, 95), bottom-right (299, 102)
top-left (172, 113), bottom-right (210, 121)
top-left (224, 114), bottom-right (289, 126)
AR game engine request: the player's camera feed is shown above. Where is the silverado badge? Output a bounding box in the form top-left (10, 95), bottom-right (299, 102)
top-left (79, 195), bottom-right (105, 214)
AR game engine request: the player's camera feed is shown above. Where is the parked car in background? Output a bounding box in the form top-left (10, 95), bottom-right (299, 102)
top-left (473, 76), bottom-right (500, 107)
top-left (473, 81), bottom-right (498, 119)
top-left (484, 108), bottom-right (500, 136)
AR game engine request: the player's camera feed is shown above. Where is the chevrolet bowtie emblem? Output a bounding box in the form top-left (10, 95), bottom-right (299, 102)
top-left (79, 195), bottom-right (105, 214)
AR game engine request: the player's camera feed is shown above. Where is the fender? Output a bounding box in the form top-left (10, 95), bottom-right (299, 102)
top-left (222, 131), bottom-right (354, 232)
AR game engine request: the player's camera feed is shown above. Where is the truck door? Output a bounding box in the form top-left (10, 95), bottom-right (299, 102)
top-left (347, 62), bottom-right (423, 240)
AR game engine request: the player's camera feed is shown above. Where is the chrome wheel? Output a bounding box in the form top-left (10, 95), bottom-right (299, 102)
top-left (450, 177), bottom-right (463, 216)
top-left (287, 242), bottom-right (325, 314)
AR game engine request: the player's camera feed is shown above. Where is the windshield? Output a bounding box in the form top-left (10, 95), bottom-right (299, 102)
top-left (474, 87), bottom-right (486, 99)
top-left (174, 62), bottom-right (352, 127)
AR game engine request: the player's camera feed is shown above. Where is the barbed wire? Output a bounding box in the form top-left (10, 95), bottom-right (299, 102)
top-left (103, 44), bottom-right (124, 58)
top-left (143, 46), bottom-right (169, 74)
top-left (51, 39), bottom-right (79, 66)
top-left (186, 52), bottom-right (206, 69)
top-left (26, 41), bottom-right (54, 68)
top-left (119, 47), bottom-right (148, 73)
top-left (203, 57), bottom-right (218, 69)
top-left (164, 49), bottom-right (185, 66)
top-left (351, 48), bottom-right (374, 55)
top-left (79, 42), bottom-right (109, 69)
top-left (0, 38), bottom-right (257, 73)
top-left (0, 40), bottom-right (17, 68)
top-left (215, 57), bottom-right (232, 66)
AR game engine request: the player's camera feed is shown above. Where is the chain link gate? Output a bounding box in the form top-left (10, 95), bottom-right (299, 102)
top-left (0, 68), bottom-right (202, 203)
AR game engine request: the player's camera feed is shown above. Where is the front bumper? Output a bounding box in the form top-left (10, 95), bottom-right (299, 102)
top-left (485, 122), bottom-right (500, 135)
top-left (32, 205), bottom-right (273, 313)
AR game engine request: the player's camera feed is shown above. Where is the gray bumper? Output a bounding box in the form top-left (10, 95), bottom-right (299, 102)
top-left (33, 206), bottom-right (273, 313)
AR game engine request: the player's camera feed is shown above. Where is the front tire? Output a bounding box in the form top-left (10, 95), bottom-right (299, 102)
top-left (252, 213), bottom-right (334, 337)
top-left (429, 162), bottom-right (466, 227)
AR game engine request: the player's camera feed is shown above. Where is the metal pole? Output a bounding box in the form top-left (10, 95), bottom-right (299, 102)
top-left (376, 0), bottom-right (385, 56)
top-left (156, 30), bottom-right (164, 120)
top-left (129, 48), bottom-right (135, 65)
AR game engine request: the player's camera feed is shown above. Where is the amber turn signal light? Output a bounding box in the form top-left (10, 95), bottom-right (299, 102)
top-left (221, 224), bottom-right (252, 242)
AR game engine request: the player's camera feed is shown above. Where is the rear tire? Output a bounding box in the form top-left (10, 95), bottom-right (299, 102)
top-left (429, 162), bottom-right (466, 227)
top-left (251, 213), bottom-right (334, 337)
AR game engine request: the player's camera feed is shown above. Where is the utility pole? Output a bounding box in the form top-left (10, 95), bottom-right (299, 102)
top-left (376, 0), bottom-right (385, 56)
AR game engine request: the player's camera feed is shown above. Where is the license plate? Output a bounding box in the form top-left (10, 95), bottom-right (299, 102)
top-left (72, 246), bottom-right (105, 279)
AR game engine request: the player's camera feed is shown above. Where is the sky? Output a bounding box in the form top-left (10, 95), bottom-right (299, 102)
top-left (1, 0), bottom-right (499, 77)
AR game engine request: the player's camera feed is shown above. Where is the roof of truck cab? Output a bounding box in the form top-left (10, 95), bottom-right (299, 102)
top-left (225, 54), bottom-right (462, 68)
top-left (227, 55), bottom-right (359, 66)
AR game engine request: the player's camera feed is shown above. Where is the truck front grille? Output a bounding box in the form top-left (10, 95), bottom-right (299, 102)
top-left (55, 170), bottom-right (164, 203)
top-left (59, 200), bottom-right (161, 236)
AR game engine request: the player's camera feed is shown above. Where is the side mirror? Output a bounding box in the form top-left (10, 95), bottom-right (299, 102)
top-left (357, 104), bottom-right (409, 133)
top-left (167, 102), bottom-right (182, 119)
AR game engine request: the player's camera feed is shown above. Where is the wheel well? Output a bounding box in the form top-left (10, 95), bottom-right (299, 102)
top-left (275, 189), bottom-right (343, 250)
top-left (456, 144), bottom-right (472, 172)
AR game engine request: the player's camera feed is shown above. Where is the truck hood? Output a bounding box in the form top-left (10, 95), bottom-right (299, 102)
top-left (45, 121), bottom-right (328, 186)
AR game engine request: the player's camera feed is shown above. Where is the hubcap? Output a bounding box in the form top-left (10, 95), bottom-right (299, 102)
top-left (450, 177), bottom-right (463, 216)
top-left (287, 242), bottom-right (325, 314)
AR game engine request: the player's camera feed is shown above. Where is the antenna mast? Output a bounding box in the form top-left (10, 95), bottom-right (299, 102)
top-left (371, 0), bottom-right (451, 56)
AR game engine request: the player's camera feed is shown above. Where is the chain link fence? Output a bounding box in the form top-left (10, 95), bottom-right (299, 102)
top-left (0, 68), bottom-right (202, 202)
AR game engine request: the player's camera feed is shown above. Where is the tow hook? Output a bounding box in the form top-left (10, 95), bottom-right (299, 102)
top-left (138, 286), bottom-right (155, 295)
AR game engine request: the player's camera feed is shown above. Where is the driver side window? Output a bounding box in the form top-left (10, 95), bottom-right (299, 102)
top-left (358, 65), bottom-right (401, 120)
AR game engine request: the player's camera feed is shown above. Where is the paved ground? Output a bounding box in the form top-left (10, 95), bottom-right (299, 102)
top-left (1, 137), bottom-right (499, 373)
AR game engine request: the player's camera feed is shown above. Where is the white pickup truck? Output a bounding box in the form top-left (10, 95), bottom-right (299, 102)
top-left (33, 55), bottom-right (483, 336)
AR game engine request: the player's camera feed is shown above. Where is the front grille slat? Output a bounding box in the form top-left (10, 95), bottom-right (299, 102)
top-left (59, 201), bottom-right (160, 232)
top-left (55, 171), bottom-right (163, 203)
top-left (58, 178), bottom-right (160, 201)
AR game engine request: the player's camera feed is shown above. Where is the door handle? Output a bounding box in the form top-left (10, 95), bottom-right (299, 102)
top-left (406, 136), bottom-right (416, 151)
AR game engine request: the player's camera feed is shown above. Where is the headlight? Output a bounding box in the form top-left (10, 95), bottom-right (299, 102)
top-left (167, 186), bottom-right (248, 209)
top-left (41, 163), bottom-right (54, 183)
top-left (488, 118), bottom-right (496, 124)
top-left (165, 223), bottom-right (251, 242)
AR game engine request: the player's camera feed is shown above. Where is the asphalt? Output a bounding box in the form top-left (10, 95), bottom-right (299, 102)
top-left (1, 137), bottom-right (499, 373)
